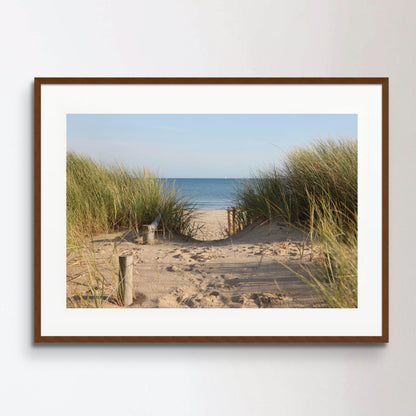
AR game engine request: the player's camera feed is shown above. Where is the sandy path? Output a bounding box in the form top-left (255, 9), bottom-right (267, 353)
top-left (193, 210), bottom-right (228, 240)
top-left (67, 211), bottom-right (325, 308)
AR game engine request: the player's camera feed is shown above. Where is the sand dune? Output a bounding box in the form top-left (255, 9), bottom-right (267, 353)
top-left (67, 210), bottom-right (326, 308)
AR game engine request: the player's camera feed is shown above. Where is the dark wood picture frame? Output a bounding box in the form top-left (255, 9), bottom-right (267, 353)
top-left (34, 77), bottom-right (388, 343)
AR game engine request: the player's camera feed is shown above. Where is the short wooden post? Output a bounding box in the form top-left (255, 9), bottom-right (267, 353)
top-left (143, 214), bottom-right (161, 245)
top-left (227, 208), bottom-right (232, 236)
top-left (143, 225), bottom-right (155, 245)
top-left (232, 207), bottom-right (236, 235)
top-left (118, 255), bottom-right (133, 306)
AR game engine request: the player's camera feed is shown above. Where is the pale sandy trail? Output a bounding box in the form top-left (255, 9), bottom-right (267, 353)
top-left (192, 210), bottom-right (228, 241)
top-left (67, 210), bottom-right (325, 308)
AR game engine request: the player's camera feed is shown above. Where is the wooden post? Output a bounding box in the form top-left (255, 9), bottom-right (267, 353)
top-left (143, 225), bottom-right (155, 245)
top-left (227, 208), bottom-right (231, 236)
top-left (143, 213), bottom-right (161, 244)
top-left (118, 255), bottom-right (133, 306)
top-left (232, 207), bottom-right (236, 235)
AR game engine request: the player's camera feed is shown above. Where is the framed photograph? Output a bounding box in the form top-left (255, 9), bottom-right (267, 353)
top-left (34, 78), bottom-right (388, 343)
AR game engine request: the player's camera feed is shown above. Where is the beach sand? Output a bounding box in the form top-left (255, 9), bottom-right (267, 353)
top-left (67, 210), bottom-right (326, 308)
top-left (193, 210), bottom-right (229, 240)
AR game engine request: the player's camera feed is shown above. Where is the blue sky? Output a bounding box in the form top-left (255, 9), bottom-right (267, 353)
top-left (67, 114), bottom-right (357, 178)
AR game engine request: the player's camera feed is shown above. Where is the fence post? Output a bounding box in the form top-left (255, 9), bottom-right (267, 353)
top-left (118, 255), bottom-right (133, 306)
top-left (232, 207), bottom-right (236, 235)
top-left (143, 225), bottom-right (155, 244)
top-left (143, 213), bottom-right (161, 244)
top-left (227, 208), bottom-right (231, 236)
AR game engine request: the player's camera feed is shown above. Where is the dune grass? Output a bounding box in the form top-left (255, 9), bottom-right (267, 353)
top-left (66, 152), bottom-right (198, 307)
top-left (66, 234), bottom-right (127, 308)
top-left (234, 138), bottom-right (358, 307)
top-left (235, 138), bottom-right (357, 225)
top-left (67, 152), bottom-right (197, 244)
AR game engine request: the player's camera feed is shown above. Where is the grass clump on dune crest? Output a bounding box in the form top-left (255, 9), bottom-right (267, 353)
top-left (235, 138), bottom-right (358, 307)
top-left (235, 138), bottom-right (357, 225)
top-left (67, 152), bottom-right (197, 244)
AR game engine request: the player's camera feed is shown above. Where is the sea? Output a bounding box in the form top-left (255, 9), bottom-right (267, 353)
top-left (166, 178), bottom-right (245, 210)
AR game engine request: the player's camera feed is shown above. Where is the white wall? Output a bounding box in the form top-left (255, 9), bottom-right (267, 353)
top-left (1, 1), bottom-right (415, 414)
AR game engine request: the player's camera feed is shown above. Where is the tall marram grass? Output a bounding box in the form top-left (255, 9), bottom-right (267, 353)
top-left (67, 152), bottom-right (196, 243)
top-left (67, 152), bottom-right (197, 308)
top-left (235, 138), bottom-right (357, 307)
top-left (236, 138), bottom-right (357, 225)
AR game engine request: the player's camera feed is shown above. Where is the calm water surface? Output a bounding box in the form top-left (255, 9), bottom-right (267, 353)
top-left (166, 178), bottom-right (246, 210)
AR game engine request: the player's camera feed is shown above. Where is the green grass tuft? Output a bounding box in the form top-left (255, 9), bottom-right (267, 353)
top-left (234, 138), bottom-right (358, 307)
top-left (67, 152), bottom-right (197, 244)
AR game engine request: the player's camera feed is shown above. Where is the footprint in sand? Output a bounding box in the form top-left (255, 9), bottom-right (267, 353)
top-left (166, 264), bottom-right (194, 272)
top-left (166, 265), bottom-right (182, 272)
top-left (231, 292), bottom-right (292, 308)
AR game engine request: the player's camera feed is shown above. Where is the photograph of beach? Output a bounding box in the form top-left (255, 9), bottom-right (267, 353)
top-left (66, 113), bottom-right (357, 309)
